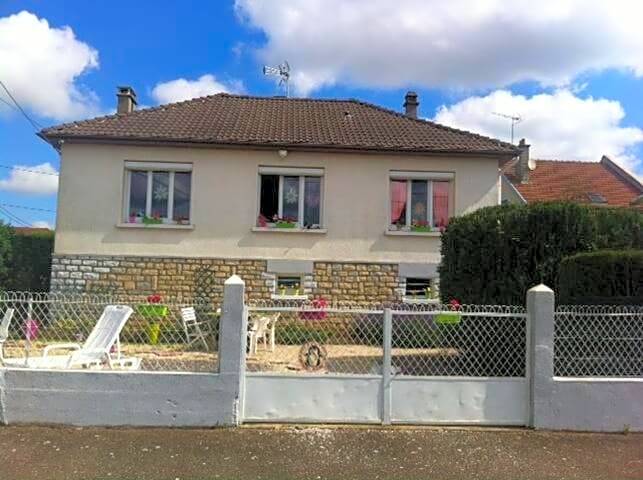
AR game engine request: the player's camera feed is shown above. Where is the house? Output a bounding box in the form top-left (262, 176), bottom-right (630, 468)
top-left (39, 88), bottom-right (518, 302)
top-left (502, 139), bottom-right (643, 207)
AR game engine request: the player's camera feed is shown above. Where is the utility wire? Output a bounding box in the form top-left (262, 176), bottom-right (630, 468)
top-left (0, 164), bottom-right (59, 176)
top-left (0, 203), bottom-right (56, 213)
top-left (0, 79), bottom-right (44, 131)
top-left (0, 205), bottom-right (31, 227)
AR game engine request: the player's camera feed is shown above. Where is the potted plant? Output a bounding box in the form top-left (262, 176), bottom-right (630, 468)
top-left (176, 215), bottom-right (190, 225)
top-left (142, 213), bottom-right (163, 226)
top-left (411, 220), bottom-right (432, 233)
top-left (275, 216), bottom-right (297, 228)
top-left (137, 294), bottom-right (168, 345)
top-left (435, 299), bottom-right (462, 325)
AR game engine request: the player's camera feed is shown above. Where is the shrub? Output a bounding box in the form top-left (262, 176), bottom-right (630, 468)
top-left (439, 202), bottom-right (643, 305)
top-left (558, 250), bottom-right (643, 305)
top-left (274, 321), bottom-right (336, 345)
top-left (5, 229), bottom-right (54, 292)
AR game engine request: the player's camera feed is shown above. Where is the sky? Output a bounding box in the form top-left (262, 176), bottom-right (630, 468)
top-left (1, 0), bottom-right (643, 229)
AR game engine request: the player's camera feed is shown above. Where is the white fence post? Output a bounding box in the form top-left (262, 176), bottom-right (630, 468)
top-left (218, 275), bottom-right (248, 426)
top-left (526, 283), bottom-right (555, 429)
top-left (381, 308), bottom-right (392, 425)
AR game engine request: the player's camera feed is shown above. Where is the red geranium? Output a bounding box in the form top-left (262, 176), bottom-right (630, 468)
top-left (147, 294), bottom-right (162, 304)
top-left (448, 299), bottom-right (461, 311)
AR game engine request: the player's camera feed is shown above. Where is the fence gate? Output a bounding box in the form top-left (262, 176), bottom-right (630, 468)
top-left (242, 302), bottom-right (529, 425)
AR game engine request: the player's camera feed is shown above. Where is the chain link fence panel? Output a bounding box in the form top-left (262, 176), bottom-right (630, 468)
top-left (391, 303), bottom-right (527, 377)
top-left (0, 292), bottom-right (219, 372)
top-left (554, 305), bottom-right (642, 377)
top-left (247, 300), bottom-right (384, 375)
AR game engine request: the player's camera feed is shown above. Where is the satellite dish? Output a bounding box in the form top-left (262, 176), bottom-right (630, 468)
top-left (528, 157), bottom-right (537, 170)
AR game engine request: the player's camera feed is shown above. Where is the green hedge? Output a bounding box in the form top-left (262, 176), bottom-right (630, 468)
top-left (439, 203), bottom-right (642, 305)
top-left (558, 250), bottom-right (643, 305)
top-left (6, 230), bottom-right (54, 291)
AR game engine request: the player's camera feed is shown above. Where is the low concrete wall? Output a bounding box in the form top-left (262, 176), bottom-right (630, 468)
top-left (538, 378), bottom-right (643, 432)
top-left (0, 370), bottom-right (238, 427)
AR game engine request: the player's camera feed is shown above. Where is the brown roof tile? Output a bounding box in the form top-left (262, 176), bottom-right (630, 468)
top-left (504, 158), bottom-right (643, 207)
top-left (40, 94), bottom-right (517, 155)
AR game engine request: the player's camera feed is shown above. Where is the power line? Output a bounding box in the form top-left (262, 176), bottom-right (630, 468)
top-left (0, 164), bottom-right (59, 176)
top-left (0, 206), bottom-right (31, 227)
top-left (0, 79), bottom-right (44, 131)
top-left (0, 203), bottom-right (56, 213)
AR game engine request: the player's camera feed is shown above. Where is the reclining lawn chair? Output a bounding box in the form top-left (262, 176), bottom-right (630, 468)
top-left (2, 305), bottom-right (140, 370)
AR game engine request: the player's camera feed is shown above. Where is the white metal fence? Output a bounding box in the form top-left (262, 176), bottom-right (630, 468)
top-left (554, 305), bottom-right (643, 377)
top-left (246, 300), bottom-right (527, 377)
top-left (0, 292), bottom-right (219, 372)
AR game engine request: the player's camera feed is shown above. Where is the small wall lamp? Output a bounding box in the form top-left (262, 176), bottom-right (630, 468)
top-left (278, 149), bottom-right (288, 158)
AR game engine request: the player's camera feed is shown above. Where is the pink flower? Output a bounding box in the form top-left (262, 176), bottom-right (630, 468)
top-left (147, 294), bottom-right (162, 304)
top-left (449, 299), bottom-right (461, 311)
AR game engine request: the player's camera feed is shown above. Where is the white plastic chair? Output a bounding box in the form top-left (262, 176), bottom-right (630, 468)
top-left (247, 313), bottom-right (280, 355)
top-left (3, 305), bottom-right (140, 370)
top-left (0, 308), bottom-right (15, 364)
top-left (180, 307), bottom-right (213, 350)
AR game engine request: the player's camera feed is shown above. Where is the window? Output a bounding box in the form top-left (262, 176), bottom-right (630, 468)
top-left (124, 162), bottom-right (192, 225)
top-left (405, 277), bottom-right (433, 298)
top-left (276, 275), bottom-right (302, 296)
top-left (257, 167), bottom-right (323, 229)
top-left (587, 192), bottom-right (607, 204)
top-left (390, 173), bottom-right (452, 232)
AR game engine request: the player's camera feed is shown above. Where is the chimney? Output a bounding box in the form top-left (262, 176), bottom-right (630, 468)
top-left (117, 86), bottom-right (137, 114)
top-left (516, 138), bottom-right (531, 184)
top-left (403, 91), bottom-right (419, 119)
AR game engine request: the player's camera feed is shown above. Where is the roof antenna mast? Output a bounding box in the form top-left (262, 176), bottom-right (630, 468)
top-left (263, 61), bottom-right (291, 97)
top-left (492, 112), bottom-right (522, 144)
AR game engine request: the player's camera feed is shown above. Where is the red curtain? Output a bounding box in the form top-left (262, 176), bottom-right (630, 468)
top-left (390, 180), bottom-right (407, 223)
top-left (433, 181), bottom-right (449, 227)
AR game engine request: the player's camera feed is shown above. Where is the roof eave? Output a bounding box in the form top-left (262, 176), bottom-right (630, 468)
top-left (40, 134), bottom-right (519, 158)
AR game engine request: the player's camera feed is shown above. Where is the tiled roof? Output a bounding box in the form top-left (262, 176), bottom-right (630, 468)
top-left (503, 157), bottom-right (643, 207)
top-left (40, 94), bottom-right (517, 155)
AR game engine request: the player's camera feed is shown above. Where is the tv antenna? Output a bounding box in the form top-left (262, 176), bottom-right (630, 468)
top-left (492, 112), bottom-right (522, 144)
top-left (263, 61), bottom-right (291, 97)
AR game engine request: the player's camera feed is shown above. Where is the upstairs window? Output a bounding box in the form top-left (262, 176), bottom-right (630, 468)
top-left (124, 162), bottom-right (192, 225)
top-left (257, 167), bottom-right (323, 229)
top-left (390, 172), bottom-right (452, 232)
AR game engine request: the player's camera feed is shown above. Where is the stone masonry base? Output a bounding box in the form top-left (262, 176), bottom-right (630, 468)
top-left (50, 254), bottom-right (415, 303)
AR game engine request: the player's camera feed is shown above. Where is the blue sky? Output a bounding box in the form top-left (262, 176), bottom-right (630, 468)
top-left (1, 0), bottom-right (643, 228)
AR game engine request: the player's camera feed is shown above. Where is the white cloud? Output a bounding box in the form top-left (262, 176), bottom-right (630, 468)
top-left (151, 74), bottom-right (243, 104)
top-left (31, 220), bottom-right (52, 229)
top-left (0, 11), bottom-right (99, 120)
top-left (236, 0), bottom-right (643, 95)
top-left (433, 89), bottom-right (643, 171)
top-left (0, 163), bottom-right (59, 195)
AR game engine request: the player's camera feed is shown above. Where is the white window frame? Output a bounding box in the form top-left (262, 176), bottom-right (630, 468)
top-left (389, 171), bottom-right (453, 229)
top-left (123, 161), bottom-right (193, 225)
top-left (257, 167), bottom-right (324, 228)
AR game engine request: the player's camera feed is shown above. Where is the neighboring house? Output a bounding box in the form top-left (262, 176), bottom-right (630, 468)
top-left (502, 139), bottom-right (643, 207)
top-left (39, 88), bottom-right (517, 302)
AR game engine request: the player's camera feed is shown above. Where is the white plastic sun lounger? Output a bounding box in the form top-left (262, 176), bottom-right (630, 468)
top-left (2, 305), bottom-right (141, 370)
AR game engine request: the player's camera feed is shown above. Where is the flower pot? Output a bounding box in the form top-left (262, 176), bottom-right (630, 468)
top-left (276, 222), bottom-right (296, 229)
top-left (137, 304), bottom-right (169, 319)
top-left (411, 225), bottom-right (432, 233)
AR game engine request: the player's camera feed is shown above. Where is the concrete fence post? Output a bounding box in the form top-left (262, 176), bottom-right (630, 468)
top-left (526, 283), bottom-right (555, 429)
top-left (381, 308), bottom-right (393, 425)
top-left (218, 275), bottom-right (247, 425)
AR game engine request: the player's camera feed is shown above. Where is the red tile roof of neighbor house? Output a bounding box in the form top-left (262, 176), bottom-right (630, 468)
top-left (503, 156), bottom-right (643, 207)
top-left (39, 93), bottom-right (518, 156)
top-left (12, 227), bottom-right (53, 236)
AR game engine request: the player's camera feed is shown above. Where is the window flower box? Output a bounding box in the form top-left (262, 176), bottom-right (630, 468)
top-left (275, 221), bottom-right (297, 229)
top-left (411, 225), bottom-right (433, 233)
top-left (142, 216), bottom-right (163, 226)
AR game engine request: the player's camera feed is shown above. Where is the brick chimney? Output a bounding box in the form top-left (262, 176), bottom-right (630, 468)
top-left (516, 138), bottom-right (531, 184)
top-left (403, 91), bottom-right (419, 119)
top-left (117, 86), bottom-right (137, 114)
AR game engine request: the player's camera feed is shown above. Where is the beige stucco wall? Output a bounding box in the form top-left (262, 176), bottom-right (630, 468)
top-left (54, 143), bottom-right (501, 264)
top-left (501, 174), bottom-right (526, 205)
